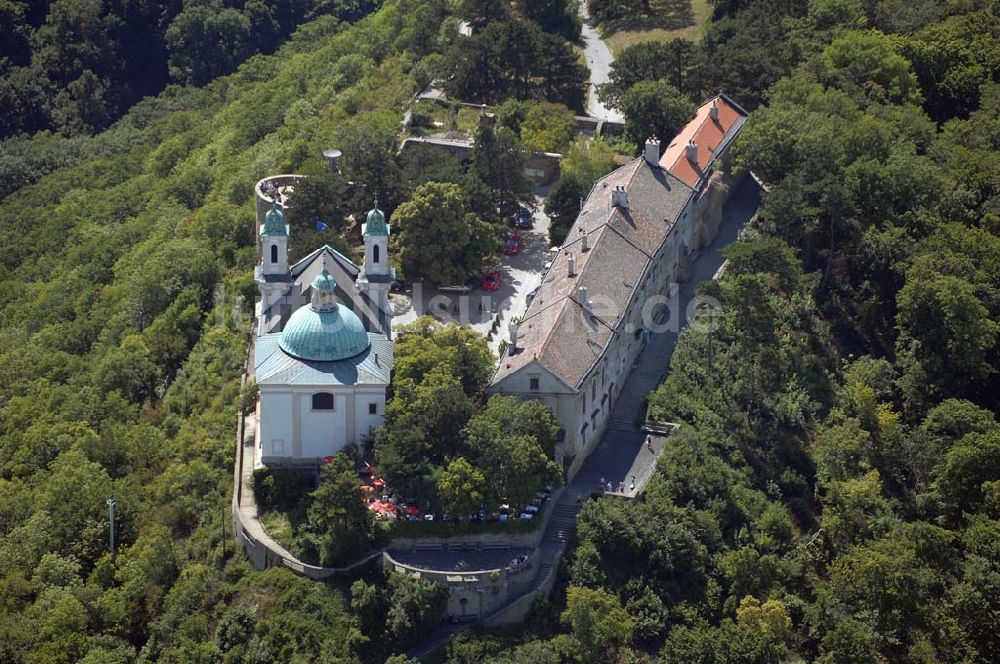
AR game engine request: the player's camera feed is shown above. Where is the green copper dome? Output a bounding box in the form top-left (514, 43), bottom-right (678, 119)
top-left (364, 198), bottom-right (389, 236)
top-left (261, 204), bottom-right (288, 237)
top-left (278, 269), bottom-right (370, 361)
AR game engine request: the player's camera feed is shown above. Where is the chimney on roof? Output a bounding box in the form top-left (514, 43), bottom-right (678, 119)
top-left (509, 321), bottom-right (519, 349)
top-left (709, 99), bottom-right (719, 122)
top-left (580, 228), bottom-right (590, 252)
top-left (644, 138), bottom-right (660, 166)
top-left (578, 286), bottom-right (590, 312)
top-left (568, 252), bottom-right (576, 277)
top-left (611, 185), bottom-right (628, 209)
top-left (686, 140), bottom-right (698, 164)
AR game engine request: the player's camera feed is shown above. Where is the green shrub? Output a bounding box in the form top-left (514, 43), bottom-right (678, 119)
top-left (250, 467), bottom-right (313, 511)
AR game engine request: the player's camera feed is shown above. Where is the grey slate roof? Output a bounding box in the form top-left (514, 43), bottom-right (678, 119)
top-left (493, 157), bottom-right (693, 390)
top-left (255, 332), bottom-right (393, 386)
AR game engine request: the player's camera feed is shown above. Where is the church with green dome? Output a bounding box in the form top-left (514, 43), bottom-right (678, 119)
top-left (252, 188), bottom-right (394, 468)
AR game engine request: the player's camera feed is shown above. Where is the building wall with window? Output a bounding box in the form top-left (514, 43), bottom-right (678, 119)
top-left (258, 384), bottom-right (387, 465)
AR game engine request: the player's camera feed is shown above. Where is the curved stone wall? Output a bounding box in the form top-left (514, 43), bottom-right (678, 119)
top-left (254, 174), bottom-right (306, 252)
top-left (383, 549), bottom-right (539, 620)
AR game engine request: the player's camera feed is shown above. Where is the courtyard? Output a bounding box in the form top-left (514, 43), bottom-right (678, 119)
top-left (390, 186), bottom-right (554, 353)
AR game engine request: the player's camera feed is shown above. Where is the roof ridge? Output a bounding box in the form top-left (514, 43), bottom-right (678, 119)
top-left (559, 157), bottom-right (643, 254)
top-left (291, 244), bottom-right (360, 275)
top-left (594, 156), bottom-right (641, 190)
top-left (603, 208), bottom-right (656, 260)
top-left (519, 291), bottom-right (574, 325)
top-left (624, 157), bottom-right (644, 190)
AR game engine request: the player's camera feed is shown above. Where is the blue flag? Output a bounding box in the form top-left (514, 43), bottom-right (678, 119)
top-left (315, 219), bottom-right (327, 231)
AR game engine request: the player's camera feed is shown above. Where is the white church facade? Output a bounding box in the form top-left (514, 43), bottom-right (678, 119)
top-left (252, 190), bottom-right (395, 468)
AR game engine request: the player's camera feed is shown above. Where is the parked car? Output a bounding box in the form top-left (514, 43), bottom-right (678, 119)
top-left (503, 237), bottom-right (520, 255)
top-left (516, 206), bottom-right (533, 229)
top-left (523, 504), bottom-right (540, 514)
top-left (439, 283), bottom-right (472, 294)
top-left (519, 511), bottom-right (534, 520)
top-left (482, 271), bottom-right (501, 292)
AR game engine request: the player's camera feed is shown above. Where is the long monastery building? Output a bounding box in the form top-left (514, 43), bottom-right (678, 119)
top-left (488, 94), bottom-right (748, 478)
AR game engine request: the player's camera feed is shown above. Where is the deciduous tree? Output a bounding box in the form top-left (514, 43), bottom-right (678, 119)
top-left (561, 586), bottom-right (634, 664)
top-left (620, 81), bottom-right (696, 151)
top-left (391, 182), bottom-right (495, 284)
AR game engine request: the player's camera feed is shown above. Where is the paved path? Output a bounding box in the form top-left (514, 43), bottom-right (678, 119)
top-left (408, 178), bottom-right (761, 660)
top-left (579, 1), bottom-right (625, 123)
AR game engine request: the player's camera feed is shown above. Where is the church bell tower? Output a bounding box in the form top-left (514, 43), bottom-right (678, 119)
top-left (357, 196), bottom-right (394, 329)
top-left (255, 201), bottom-right (291, 334)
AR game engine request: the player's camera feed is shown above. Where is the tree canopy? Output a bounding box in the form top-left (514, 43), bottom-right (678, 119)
top-left (391, 181), bottom-right (496, 284)
top-left (374, 319), bottom-right (561, 511)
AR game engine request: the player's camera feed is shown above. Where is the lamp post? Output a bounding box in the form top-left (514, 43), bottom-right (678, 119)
top-left (107, 497), bottom-right (116, 562)
top-left (696, 301), bottom-right (717, 372)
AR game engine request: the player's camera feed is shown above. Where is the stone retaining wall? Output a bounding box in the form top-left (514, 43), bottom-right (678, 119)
top-left (481, 546), bottom-right (563, 627)
top-left (384, 550), bottom-right (539, 619)
top-left (232, 380), bottom-right (567, 587)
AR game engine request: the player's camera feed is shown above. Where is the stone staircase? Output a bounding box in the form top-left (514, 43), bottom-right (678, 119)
top-left (605, 417), bottom-right (640, 433)
top-left (543, 503), bottom-right (581, 544)
top-left (530, 560), bottom-right (553, 592)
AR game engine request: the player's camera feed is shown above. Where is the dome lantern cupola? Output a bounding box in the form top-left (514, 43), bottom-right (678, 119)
top-left (310, 268), bottom-right (338, 311)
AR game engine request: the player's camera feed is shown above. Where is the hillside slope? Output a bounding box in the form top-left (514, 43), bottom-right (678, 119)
top-left (0, 2), bottom-right (453, 662)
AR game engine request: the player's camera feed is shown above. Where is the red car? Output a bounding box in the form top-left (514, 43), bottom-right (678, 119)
top-left (503, 231), bottom-right (521, 255)
top-left (482, 271), bottom-right (501, 292)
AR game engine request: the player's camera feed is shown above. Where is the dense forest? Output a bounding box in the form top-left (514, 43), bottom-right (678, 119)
top-left (0, 0), bottom-right (383, 139)
top-left (0, 0), bottom-right (998, 662)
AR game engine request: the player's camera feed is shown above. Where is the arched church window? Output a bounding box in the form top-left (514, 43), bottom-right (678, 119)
top-left (312, 392), bottom-right (334, 410)
top-left (270, 244), bottom-right (278, 263)
top-left (373, 244), bottom-right (380, 264)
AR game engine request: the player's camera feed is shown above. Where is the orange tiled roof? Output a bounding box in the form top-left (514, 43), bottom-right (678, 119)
top-left (659, 94), bottom-right (747, 188)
